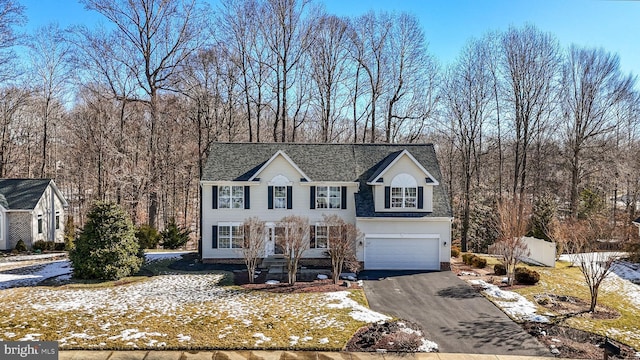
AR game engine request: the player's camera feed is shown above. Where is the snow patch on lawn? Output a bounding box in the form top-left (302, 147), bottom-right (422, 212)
top-left (144, 251), bottom-right (190, 261)
top-left (0, 260), bottom-right (71, 289)
top-left (0, 273), bottom-right (390, 349)
top-left (470, 280), bottom-right (549, 323)
top-left (325, 291), bottom-right (390, 322)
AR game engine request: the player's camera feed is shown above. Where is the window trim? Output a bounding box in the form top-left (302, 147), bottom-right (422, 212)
top-left (316, 186), bottom-right (341, 209)
top-left (274, 186), bottom-right (287, 209)
top-left (310, 224), bottom-right (342, 249)
top-left (218, 185), bottom-right (244, 209)
top-left (55, 212), bottom-right (60, 230)
top-left (391, 186), bottom-right (417, 208)
top-left (217, 223), bottom-right (244, 249)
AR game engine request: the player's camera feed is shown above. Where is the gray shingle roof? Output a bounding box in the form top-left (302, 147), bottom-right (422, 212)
top-left (0, 179), bottom-right (53, 210)
top-left (203, 143), bottom-right (452, 218)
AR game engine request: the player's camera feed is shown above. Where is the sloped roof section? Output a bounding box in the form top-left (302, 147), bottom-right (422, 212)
top-left (0, 179), bottom-right (55, 210)
top-left (203, 143), bottom-right (452, 218)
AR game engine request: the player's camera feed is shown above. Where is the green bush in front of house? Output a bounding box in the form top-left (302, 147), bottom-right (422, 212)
top-left (70, 201), bottom-right (143, 280)
top-left (515, 267), bottom-right (540, 285)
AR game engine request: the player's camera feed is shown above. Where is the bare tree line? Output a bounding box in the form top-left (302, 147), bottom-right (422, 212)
top-left (0, 0), bottom-right (638, 247)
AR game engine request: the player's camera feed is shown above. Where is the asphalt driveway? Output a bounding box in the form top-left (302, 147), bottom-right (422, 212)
top-left (361, 270), bottom-right (550, 356)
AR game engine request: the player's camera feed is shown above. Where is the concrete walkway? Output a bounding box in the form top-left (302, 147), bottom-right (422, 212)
top-left (59, 350), bottom-right (560, 360)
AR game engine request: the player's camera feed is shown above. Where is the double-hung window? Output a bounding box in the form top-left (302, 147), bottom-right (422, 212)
top-left (219, 186), bottom-right (244, 209)
top-left (312, 225), bottom-right (329, 249)
top-left (274, 186), bottom-right (287, 209)
top-left (218, 225), bottom-right (243, 248)
top-left (310, 225), bottom-right (342, 249)
top-left (391, 186), bottom-right (417, 208)
top-left (316, 186), bottom-right (341, 209)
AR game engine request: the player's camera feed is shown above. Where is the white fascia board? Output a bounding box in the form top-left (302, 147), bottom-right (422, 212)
top-left (368, 150), bottom-right (440, 186)
top-left (200, 181), bottom-right (261, 186)
top-left (297, 181), bottom-right (359, 187)
top-left (248, 150), bottom-right (311, 182)
top-left (357, 216), bottom-right (453, 222)
top-left (365, 233), bottom-right (440, 239)
top-left (49, 180), bottom-right (69, 207)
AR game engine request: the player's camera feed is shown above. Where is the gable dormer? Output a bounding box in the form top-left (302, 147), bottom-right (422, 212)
top-left (367, 150), bottom-right (437, 212)
top-left (248, 150), bottom-right (311, 183)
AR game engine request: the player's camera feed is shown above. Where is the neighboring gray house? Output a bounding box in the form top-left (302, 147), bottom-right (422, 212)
top-left (0, 179), bottom-right (68, 250)
top-left (201, 143), bottom-right (453, 271)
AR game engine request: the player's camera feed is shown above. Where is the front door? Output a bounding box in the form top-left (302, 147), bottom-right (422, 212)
top-left (265, 226), bottom-right (285, 256)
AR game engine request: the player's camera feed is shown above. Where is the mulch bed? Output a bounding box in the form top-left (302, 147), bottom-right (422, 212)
top-left (345, 320), bottom-right (432, 352)
top-left (523, 322), bottom-right (637, 359)
top-left (235, 270), bottom-right (358, 293)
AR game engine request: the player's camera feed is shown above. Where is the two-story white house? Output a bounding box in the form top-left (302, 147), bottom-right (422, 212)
top-left (200, 143), bottom-right (453, 271)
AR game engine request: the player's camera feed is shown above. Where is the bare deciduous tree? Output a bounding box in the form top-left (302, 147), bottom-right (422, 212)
top-left (442, 38), bottom-right (492, 252)
top-left (494, 197), bottom-right (531, 286)
top-left (561, 46), bottom-right (635, 217)
top-left (554, 217), bottom-right (618, 312)
top-left (276, 215), bottom-right (310, 285)
top-left (0, 0), bottom-right (25, 83)
top-left (308, 13), bottom-right (350, 143)
top-left (82, 0), bottom-right (205, 228)
top-left (501, 25), bottom-right (560, 213)
top-left (322, 214), bottom-right (360, 284)
top-left (239, 217), bottom-right (266, 284)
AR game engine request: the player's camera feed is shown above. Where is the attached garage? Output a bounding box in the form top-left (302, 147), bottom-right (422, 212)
top-left (364, 234), bottom-right (440, 270)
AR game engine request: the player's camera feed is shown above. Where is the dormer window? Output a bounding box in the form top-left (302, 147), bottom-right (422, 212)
top-left (387, 173), bottom-right (420, 209)
top-left (392, 187), bottom-right (417, 208)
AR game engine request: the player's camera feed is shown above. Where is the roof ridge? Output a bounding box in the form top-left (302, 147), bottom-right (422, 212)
top-left (210, 141), bottom-right (435, 146)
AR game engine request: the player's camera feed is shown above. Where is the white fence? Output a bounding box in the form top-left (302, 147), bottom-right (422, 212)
top-left (489, 236), bottom-right (556, 267)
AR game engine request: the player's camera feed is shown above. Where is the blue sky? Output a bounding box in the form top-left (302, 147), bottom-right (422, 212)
top-left (20, 0), bottom-right (640, 75)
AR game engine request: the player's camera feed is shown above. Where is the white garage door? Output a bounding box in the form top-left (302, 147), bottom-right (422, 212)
top-left (364, 236), bottom-right (440, 270)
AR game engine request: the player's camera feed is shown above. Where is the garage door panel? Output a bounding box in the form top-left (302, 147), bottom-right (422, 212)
top-left (365, 237), bottom-right (439, 270)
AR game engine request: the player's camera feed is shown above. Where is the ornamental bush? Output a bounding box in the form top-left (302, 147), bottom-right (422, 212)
top-left (70, 202), bottom-right (143, 280)
top-left (515, 267), bottom-right (540, 285)
top-left (14, 239), bottom-right (27, 252)
top-left (136, 224), bottom-right (161, 249)
top-left (494, 263), bottom-right (507, 275)
top-left (451, 246), bottom-right (461, 258)
top-left (161, 218), bottom-right (191, 249)
top-left (471, 256), bottom-right (487, 268)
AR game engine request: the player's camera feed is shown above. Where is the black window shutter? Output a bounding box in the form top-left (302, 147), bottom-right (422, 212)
top-left (384, 186), bottom-right (391, 208)
top-left (287, 186), bottom-right (293, 209)
top-left (212, 186), bottom-right (218, 209)
top-left (341, 186), bottom-right (347, 209)
top-left (309, 225), bottom-right (315, 247)
top-left (212, 225), bottom-right (218, 248)
top-left (418, 186), bottom-right (424, 209)
top-left (268, 186), bottom-right (274, 209)
top-left (310, 186), bottom-right (316, 209)
top-left (244, 186), bottom-right (250, 209)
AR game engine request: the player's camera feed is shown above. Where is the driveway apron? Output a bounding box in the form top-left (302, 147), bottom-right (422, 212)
top-left (361, 270), bottom-right (550, 356)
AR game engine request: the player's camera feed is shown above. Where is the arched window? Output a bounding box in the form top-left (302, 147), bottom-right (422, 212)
top-left (390, 173), bottom-right (417, 208)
